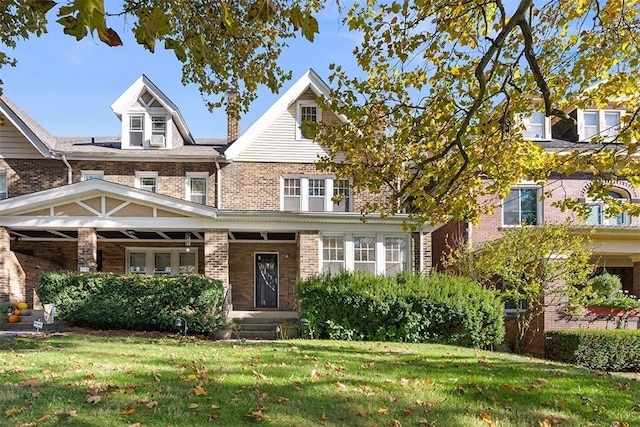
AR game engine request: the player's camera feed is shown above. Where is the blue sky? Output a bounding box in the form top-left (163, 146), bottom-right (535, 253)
top-left (1, 2), bottom-right (360, 139)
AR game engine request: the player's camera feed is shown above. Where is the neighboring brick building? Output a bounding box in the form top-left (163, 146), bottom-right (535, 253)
top-left (0, 70), bottom-right (435, 312)
top-left (433, 109), bottom-right (640, 355)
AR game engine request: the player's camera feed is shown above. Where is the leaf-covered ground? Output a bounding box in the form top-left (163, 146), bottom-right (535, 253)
top-left (0, 332), bottom-right (638, 426)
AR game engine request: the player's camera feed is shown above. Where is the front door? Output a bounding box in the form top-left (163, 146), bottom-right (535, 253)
top-left (255, 253), bottom-right (278, 308)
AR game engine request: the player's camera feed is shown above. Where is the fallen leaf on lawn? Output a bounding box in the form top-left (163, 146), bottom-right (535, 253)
top-left (555, 400), bottom-right (568, 408)
top-left (211, 404), bottom-right (221, 409)
top-left (391, 419), bottom-right (402, 427)
top-left (209, 413), bottom-right (218, 421)
top-left (5, 407), bottom-right (20, 416)
top-left (146, 401), bottom-right (158, 409)
top-left (19, 423), bottom-right (36, 427)
top-left (536, 378), bottom-right (549, 385)
top-left (292, 381), bottom-right (303, 391)
top-left (424, 379), bottom-right (435, 386)
top-left (334, 381), bottom-right (348, 392)
top-left (189, 403), bottom-right (199, 409)
top-left (320, 413), bottom-right (329, 420)
top-left (121, 407), bottom-right (136, 415)
top-left (277, 397), bottom-right (289, 403)
top-left (404, 407), bottom-right (415, 415)
top-left (610, 423), bottom-right (630, 427)
top-left (259, 392), bottom-right (269, 400)
top-left (195, 385), bottom-right (207, 396)
top-left (38, 415), bottom-right (52, 422)
top-left (356, 411), bottom-right (370, 418)
top-left (389, 396), bottom-right (397, 403)
top-left (231, 397), bottom-right (241, 403)
top-left (377, 407), bottom-right (389, 415)
top-left (32, 391), bottom-right (41, 398)
top-left (19, 379), bottom-right (42, 387)
top-left (86, 395), bottom-right (101, 404)
top-left (252, 370), bottom-right (268, 380)
top-left (480, 413), bottom-right (494, 425)
top-left (184, 374), bottom-right (197, 381)
top-left (420, 420), bottom-right (435, 426)
top-left (538, 419), bottom-right (553, 427)
top-left (128, 423), bottom-right (142, 427)
top-left (247, 410), bottom-right (269, 420)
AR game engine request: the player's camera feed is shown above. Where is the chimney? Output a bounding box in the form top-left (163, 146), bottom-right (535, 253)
top-left (226, 91), bottom-right (240, 143)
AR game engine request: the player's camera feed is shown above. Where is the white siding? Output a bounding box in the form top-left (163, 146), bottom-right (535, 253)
top-left (0, 118), bottom-right (45, 158)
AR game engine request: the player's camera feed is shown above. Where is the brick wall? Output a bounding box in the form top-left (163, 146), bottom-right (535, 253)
top-left (11, 252), bottom-right (62, 309)
top-left (228, 242), bottom-right (298, 311)
top-left (298, 231), bottom-right (319, 279)
top-left (0, 159), bottom-right (67, 197)
top-left (12, 241), bottom-right (77, 271)
top-left (204, 230), bottom-right (229, 284)
top-left (411, 231), bottom-right (433, 274)
top-left (431, 220), bottom-right (466, 271)
top-left (0, 227), bottom-right (10, 301)
top-left (78, 228), bottom-right (97, 272)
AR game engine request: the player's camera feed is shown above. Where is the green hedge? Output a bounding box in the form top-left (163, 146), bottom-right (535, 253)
top-left (545, 329), bottom-right (640, 372)
top-left (297, 271), bottom-right (504, 347)
top-left (37, 273), bottom-right (225, 335)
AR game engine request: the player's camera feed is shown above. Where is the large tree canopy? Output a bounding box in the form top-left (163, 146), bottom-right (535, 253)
top-left (313, 0), bottom-right (640, 225)
top-left (3, 0), bottom-right (640, 225)
top-left (0, 0), bottom-right (321, 112)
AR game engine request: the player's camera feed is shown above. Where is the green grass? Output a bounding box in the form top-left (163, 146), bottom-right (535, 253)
top-left (0, 334), bottom-right (638, 426)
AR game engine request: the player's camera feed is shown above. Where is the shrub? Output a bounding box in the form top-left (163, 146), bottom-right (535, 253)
top-left (37, 273), bottom-right (225, 334)
top-left (545, 329), bottom-right (640, 372)
top-left (297, 271), bottom-right (504, 347)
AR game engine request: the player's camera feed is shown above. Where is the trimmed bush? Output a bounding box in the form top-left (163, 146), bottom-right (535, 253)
top-left (545, 329), bottom-right (640, 372)
top-left (297, 271), bottom-right (504, 347)
top-left (37, 273), bottom-right (225, 335)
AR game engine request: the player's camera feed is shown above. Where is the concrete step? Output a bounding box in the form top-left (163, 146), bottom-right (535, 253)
top-left (2, 310), bottom-right (53, 332)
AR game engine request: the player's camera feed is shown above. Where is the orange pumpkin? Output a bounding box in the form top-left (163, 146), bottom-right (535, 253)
top-left (7, 314), bottom-right (19, 323)
top-left (13, 309), bottom-right (21, 316)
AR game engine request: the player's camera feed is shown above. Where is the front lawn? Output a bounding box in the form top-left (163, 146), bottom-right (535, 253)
top-left (0, 334), bottom-right (637, 426)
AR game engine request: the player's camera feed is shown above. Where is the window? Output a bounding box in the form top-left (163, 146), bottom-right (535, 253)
top-left (187, 173), bottom-right (208, 204)
top-left (308, 179), bottom-right (326, 212)
top-left (586, 190), bottom-right (629, 226)
top-left (503, 187), bottom-right (540, 226)
top-left (297, 102), bottom-right (321, 139)
top-left (129, 115), bottom-right (144, 147)
top-left (320, 233), bottom-right (408, 275)
top-left (385, 237), bottom-right (406, 275)
top-left (0, 170), bottom-right (7, 200)
top-left (136, 171), bottom-right (158, 193)
top-left (354, 235), bottom-right (376, 273)
top-left (283, 178), bottom-right (301, 211)
top-left (522, 112), bottom-right (546, 139)
top-left (322, 236), bottom-right (344, 274)
top-left (127, 248), bottom-right (197, 275)
top-left (150, 116), bottom-right (166, 146)
top-left (333, 179), bottom-right (351, 212)
top-left (504, 298), bottom-right (528, 316)
top-left (582, 110), bottom-right (622, 141)
top-left (281, 176), bottom-right (352, 212)
top-left (81, 170), bottom-right (104, 181)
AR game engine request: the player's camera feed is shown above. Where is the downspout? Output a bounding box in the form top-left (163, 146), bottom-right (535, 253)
top-left (62, 155), bottom-right (73, 184)
top-left (419, 226), bottom-right (424, 273)
top-left (214, 159), bottom-right (222, 209)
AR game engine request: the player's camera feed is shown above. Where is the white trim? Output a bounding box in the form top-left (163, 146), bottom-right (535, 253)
top-left (135, 171), bottom-right (158, 192)
top-left (578, 109), bottom-right (623, 142)
top-left (296, 101), bottom-right (322, 140)
top-left (125, 247), bottom-right (198, 275)
top-left (81, 170), bottom-right (104, 181)
top-left (186, 172), bottom-right (209, 205)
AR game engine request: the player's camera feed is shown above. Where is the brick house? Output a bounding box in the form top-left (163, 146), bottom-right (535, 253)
top-left (0, 69), bottom-right (435, 313)
top-left (433, 107), bottom-right (640, 355)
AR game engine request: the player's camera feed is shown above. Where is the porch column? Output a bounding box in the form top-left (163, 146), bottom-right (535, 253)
top-left (632, 257), bottom-right (640, 298)
top-left (204, 229), bottom-right (229, 290)
top-left (77, 227), bottom-right (97, 272)
top-left (412, 230), bottom-right (432, 275)
top-left (298, 230), bottom-right (319, 279)
top-left (0, 227), bottom-right (10, 300)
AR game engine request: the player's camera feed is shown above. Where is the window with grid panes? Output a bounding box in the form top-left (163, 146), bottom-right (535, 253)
top-left (283, 178), bottom-right (301, 211)
top-left (354, 236), bottom-right (376, 273)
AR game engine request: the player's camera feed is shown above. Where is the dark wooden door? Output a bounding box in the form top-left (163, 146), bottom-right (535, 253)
top-left (255, 253), bottom-right (278, 308)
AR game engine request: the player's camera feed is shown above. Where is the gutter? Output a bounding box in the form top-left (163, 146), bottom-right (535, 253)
top-left (214, 159), bottom-right (222, 209)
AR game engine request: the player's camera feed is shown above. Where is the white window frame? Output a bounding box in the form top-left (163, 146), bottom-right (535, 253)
top-left (502, 186), bottom-right (542, 227)
top-left (126, 247), bottom-right (198, 275)
top-left (332, 179), bottom-right (351, 212)
top-left (81, 170), bottom-right (104, 181)
top-left (296, 101), bottom-right (322, 140)
top-left (320, 233), bottom-right (409, 276)
top-left (186, 172), bottom-right (208, 204)
top-left (128, 114), bottom-right (144, 147)
top-left (321, 235), bottom-right (345, 274)
top-left (521, 111), bottom-right (548, 140)
top-left (586, 189), bottom-right (630, 226)
top-left (282, 178), bottom-right (302, 211)
top-left (580, 109), bottom-right (623, 141)
top-left (384, 236), bottom-right (407, 275)
top-left (281, 176), bottom-right (351, 212)
top-left (135, 171), bottom-right (158, 193)
top-left (0, 169), bottom-right (7, 200)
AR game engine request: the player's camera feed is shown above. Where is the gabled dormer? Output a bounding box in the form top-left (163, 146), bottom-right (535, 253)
top-left (520, 111), bottom-right (552, 140)
top-left (110, 75), bottom-right (195, 149)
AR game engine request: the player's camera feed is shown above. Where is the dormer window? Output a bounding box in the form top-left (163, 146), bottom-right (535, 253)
top-left (297, 101), bottom-right (321, 139)
top-left (129, 115), bottom-right (144, 147)
top-left (581, 110), bottom-right (622, 141)
top-left (522, 112), bottom-right (547, 140)
top-left (151, 116), bottom-right (166, 147)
